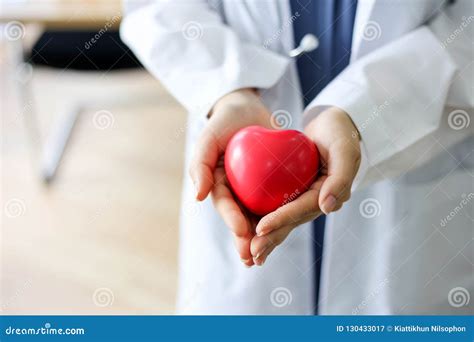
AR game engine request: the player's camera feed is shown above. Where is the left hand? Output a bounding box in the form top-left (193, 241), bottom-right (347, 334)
top-left (250, 107), bottom-right (362, 266)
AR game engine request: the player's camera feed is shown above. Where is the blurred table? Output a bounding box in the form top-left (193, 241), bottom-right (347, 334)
top-left (1, 0), bottom-right (123, 182)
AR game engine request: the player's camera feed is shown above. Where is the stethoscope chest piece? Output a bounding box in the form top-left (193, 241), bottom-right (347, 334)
top-left (288, 33), bottom-right (319, 58)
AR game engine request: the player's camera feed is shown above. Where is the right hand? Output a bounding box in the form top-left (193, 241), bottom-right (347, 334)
top-left (189, 88), bottom-right (274, 267)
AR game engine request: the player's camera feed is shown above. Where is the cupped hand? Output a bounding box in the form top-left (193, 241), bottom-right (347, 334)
top-left (250, 107), bottom-right (362, 266)
top-left (189, 88), bottom-right (274, 267)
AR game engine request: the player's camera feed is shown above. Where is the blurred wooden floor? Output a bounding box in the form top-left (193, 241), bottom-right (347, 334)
top-left (1, 43), bottom-right (186, 314)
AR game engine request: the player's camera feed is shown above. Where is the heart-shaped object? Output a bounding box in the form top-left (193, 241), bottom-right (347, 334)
top-left (225, 126), bottom-right (319, 216)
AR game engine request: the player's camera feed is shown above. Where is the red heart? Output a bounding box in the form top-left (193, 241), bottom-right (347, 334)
top-left (225, 126), bottom-right (319, 216)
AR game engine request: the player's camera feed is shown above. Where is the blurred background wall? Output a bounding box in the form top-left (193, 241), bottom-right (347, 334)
top-left (1, 0), bottom-right (185, 314)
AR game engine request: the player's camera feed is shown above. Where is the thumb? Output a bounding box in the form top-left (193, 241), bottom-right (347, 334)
top-left (318, 140), bottom-right (360, 214)
top-left (189, 129), bottom-right (220, 201)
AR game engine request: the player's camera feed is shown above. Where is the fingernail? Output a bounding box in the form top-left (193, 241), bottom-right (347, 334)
top-left (254, 245), bottom-right (270, 263)
top-left (241, 258), bottom-right (251, 264)
top-left (257, 225), bottom-right (272, 236)
top-left (253, 256), bottom-right (261, 266)
top-left (322, 195), bottom-right (337, 214)
top-left (253, 253), bottom-right (268, 266)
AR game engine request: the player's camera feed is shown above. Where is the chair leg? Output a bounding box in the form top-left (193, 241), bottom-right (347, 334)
top-left (40, 104), bottom-right (82, 183)
top-left (10, 27), bottom-right (82, 184)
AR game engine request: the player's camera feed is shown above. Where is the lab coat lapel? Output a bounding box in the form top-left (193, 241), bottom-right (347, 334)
top-left (351, 0), bottom-right (377, 60)
top-left (352, 0), bottom-right (446, 60)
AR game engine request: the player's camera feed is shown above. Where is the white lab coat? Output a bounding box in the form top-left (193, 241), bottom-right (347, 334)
top-left (121, 0), bottom-right (473, 314)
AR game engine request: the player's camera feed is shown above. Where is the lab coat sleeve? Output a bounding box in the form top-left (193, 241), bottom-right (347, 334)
top-left (303, 0), bottom-right (473, 189)
top-left (120, 0), bottom-right (289, 116)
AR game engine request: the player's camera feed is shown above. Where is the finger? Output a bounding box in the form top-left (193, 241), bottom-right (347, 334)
top-left (212, 186), bottom-right (254, 266)
top-left (255, 178), bottom-right (324, 237)
top-left (189, 129), bottom-right (220, 201)
top-left (250, 225), bottom-right (294, 266)
top-left (319, 139), bottom-right (360, 214)
top-left (211, 169), bottom-right (254, 265)
top-left (211, 168), bottom-right (252, 238)
top-left (234, 235), bottom-right (254, 267)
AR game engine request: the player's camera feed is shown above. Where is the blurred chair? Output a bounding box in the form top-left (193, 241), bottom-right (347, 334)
top-left (1, 0), bottom-right (140, 182)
